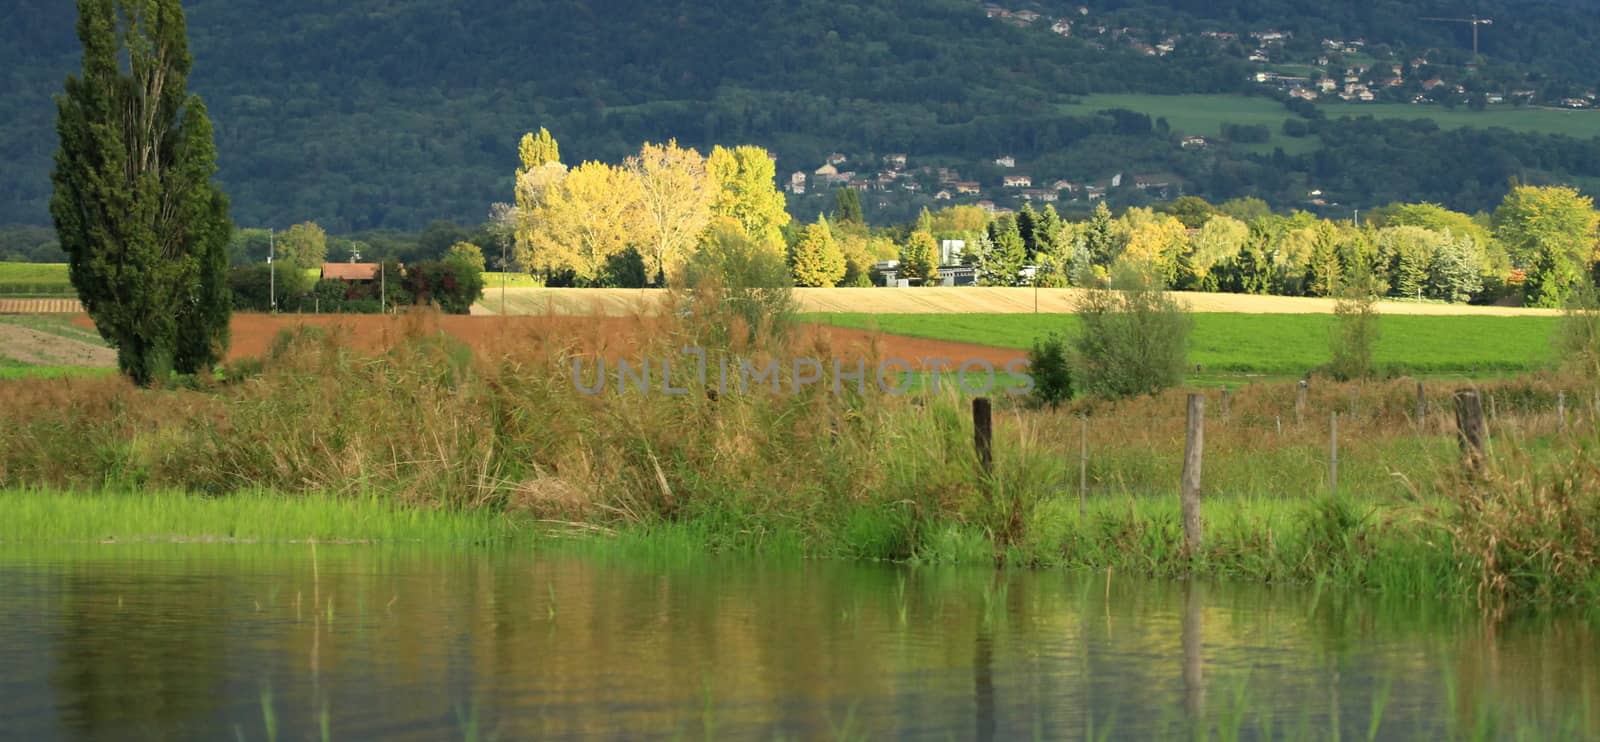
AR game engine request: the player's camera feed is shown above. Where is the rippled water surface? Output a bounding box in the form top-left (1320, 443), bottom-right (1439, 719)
top-left (0, 544), bottom-right (1595, 740)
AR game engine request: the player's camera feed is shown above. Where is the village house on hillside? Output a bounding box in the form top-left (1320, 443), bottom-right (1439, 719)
top-left (1002, 174), bottom-right (1032, 188)
top-left (994, 155), bottom-right (1016, 168)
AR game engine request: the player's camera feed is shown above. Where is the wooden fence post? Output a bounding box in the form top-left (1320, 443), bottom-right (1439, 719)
top-left (1220, 387), bottom-right (1231, 422)
top-left (1455, 390), bottom-right (1487, 472)
top-left (1329, 411), bottom-right (1339, 497)
top-left (973, 397), bottom-right (993, 477)
top-left (1078, 414), bottom-right (1088, 517)
top-left (1181, 394), bottom-right (1205, 556)
top-left (1295, 380), bottom-right (1308, 426)
top-left (1559, 391), bottom-right (1568, 435)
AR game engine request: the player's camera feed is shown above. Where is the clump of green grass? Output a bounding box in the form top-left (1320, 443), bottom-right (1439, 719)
top-left (0, 488), bottom-right (523, 544)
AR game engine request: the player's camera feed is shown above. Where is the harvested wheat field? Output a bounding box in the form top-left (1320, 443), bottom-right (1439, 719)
top-left (474, 287), bottom-right (1562, 317)
top-left (60, 312), bottom-right (1021, 370)
top-left (0, 298), bottom-right (84, 314)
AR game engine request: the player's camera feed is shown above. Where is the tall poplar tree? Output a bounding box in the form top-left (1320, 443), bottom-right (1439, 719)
top-left (52, 0), bottom-right (232, 385)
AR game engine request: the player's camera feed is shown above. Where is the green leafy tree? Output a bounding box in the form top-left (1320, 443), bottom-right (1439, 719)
top-left (446, 241), bottom-right (486, 272)
top-left (277, 222), bottom-right (328, 270)
top-left (227, 228), bottom-right (272, 266)
top-left (1164, 196), bottom-right (1218, 228)
top-left (898, 230), bottom-right (939, 286)
top-left (790, 216), bottom-right (846, 287)
top-left (1493, 185), bottom-right (1600, 308)
top-left (51, 0), bottom-right (233, 385)
top-left (1374, 226), bottom-right (1441, 300)
top-left (833, 187), bottom-right (863, 226)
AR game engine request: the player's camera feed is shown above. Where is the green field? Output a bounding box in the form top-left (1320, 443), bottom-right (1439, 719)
top-left (811, 312), bottom-right (1559, 378)
top-left (1066, 94), bottom-right (1600, 156)
top-left (0, 262), bottom-right (71, 296)
top-left (1067, 94), bottom-right (1319, 154)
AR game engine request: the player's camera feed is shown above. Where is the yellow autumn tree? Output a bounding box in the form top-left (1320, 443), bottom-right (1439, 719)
top-left (625, 140), bottom-right (714, 282)
top-left (1190, 215), bottom-right (1248, 274)
top-left (522, 161), bottom-right (639, 284)
top-left (789, 216), bottom-right (847, 287)
top-left (513, 128), bottom-right (567, 262)
top-left (707, 145), bottom-right (791, 250)
top-left (1121, 213), bottom-right (1189, 271)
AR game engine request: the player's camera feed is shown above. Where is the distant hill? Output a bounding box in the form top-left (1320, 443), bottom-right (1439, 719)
top-left (2, 0), bottom-right (1599, 231)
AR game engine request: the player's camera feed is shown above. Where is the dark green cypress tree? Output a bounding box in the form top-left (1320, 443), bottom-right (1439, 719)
top-left (832, 187), bottom-right (863, 226)
top-left (51, 0), bottom-right (232, 385)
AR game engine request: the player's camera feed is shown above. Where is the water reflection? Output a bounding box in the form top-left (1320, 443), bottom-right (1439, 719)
top-left (0, 545), bottom-right (1595, 740)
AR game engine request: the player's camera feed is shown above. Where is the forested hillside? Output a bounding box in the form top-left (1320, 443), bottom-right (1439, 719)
top-left (3, 0), bottom-right (1600, 233)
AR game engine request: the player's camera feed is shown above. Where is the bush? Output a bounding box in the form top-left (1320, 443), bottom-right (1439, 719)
top-left (402, 260), bottom-right (484, 314)
top-left (1327, 268), bottom-right (1383, 381)
top-left (677, 221), bottom-right (799, 348)
top-left (1027, 332), bottom-right (1073, 408)
top-left (1072, 261), bottom-right (1191, 399)
top-left (597, 247), bottom-right (648, 288)
top-left (1558, 283), bottom-right (1600, 379)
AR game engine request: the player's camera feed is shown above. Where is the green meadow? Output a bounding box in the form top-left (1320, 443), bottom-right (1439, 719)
top-left (810, 312), bottom-right (1559, 379)
top-left (0, 261), bottom-right (72, 296)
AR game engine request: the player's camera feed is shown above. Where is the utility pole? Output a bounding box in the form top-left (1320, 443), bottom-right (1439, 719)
top-left (268, 227), bottom-right (276, 313)
top-left (501, 240), bottom-right (507, 316)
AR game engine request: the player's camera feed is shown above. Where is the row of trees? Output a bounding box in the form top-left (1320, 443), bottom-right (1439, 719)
top-left (508, 129), bottom-right (792, 287)
top-left (877, 187), bottom-right (1597, 309)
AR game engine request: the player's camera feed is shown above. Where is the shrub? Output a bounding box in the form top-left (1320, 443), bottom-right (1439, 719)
top-left (402, 260), bottom-right (484, 314)
top-left (677, 221), bottom-right (799, 348)
top-left (1557, 283), bottom-right (1600, 379)
top-left (1027, 332), bottom-right (1072, 408)
top-left (1327, 267), bottom-right (1383, 381)
top-left (1072, 260), bottom-right (1191, 399)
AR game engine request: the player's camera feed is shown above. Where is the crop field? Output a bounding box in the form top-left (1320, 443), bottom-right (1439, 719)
top-left (475, 287), bottom-right (1560, 318)
top-left (812, 312), bottom-right (1560, 378)
top-left (0, 262), bottom-right (72, 296)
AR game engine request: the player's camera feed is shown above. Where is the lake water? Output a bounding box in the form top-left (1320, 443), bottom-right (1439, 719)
top-left (0, 544), bottom-right (1595, 740)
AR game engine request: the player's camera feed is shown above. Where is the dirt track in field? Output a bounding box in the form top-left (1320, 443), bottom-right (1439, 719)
top-left (473, 287), bottom-right (1561, 317)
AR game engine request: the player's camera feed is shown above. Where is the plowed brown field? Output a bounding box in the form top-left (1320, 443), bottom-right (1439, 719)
top-left (63, 312), bottom-right (1023, 370)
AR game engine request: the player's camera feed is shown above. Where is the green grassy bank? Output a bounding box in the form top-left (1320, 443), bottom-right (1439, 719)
top-left (1, 311), bottom-right (1597, 611)
top-left (811, 312), bottom-right (1558, 378)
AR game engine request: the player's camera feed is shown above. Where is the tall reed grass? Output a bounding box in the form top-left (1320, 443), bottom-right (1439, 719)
top-left (2, 301), bottom-right (1598, 610)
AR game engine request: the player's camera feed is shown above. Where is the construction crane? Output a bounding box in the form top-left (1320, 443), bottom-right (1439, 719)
top-left (1420, 15), bottom-right (1494, 57)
